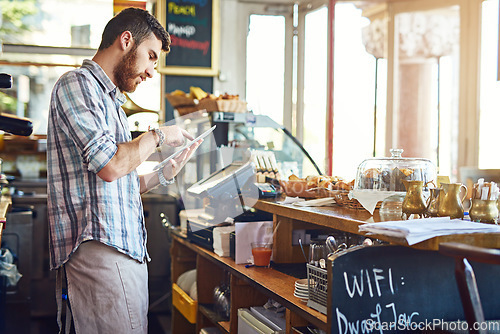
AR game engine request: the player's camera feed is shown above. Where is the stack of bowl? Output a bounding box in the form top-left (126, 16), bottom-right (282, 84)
top-left (293, 279), bottom-right (309, 302)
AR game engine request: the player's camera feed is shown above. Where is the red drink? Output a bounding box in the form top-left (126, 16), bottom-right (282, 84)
top-left (252, 247), bottom-right (272, 267)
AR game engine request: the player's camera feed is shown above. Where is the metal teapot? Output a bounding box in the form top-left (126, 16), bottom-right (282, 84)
top-left (438, 183), bottom-right (467, 219)
top-left (402, 180), bottom-right (427, 219)
top-left (425, 187), bottom-right (443, 217)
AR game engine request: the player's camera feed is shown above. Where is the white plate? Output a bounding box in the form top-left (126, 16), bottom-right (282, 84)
top-left (293, 292), bottom-right (308, 301)
top-left (295, 278), bottom-right (310, 287)
top-left (294, 286), bottom-right (309, 293)
top-left (293, 290), bottom-right (308, 298)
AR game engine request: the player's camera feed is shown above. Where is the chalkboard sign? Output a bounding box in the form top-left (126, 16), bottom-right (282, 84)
top-left (157, 0), bottom-right (219, 76)
top-left (329, 245), bottom-right (500, 334)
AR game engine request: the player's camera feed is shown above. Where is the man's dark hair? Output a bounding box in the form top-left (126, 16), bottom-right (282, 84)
top-left (98, 7), bottom-right (170, 53)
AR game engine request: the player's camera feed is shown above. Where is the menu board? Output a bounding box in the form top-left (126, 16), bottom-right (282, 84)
top-left (157, 0), bottom-right (219, 76)
top-left (330, 245), bottom-right (500, 333)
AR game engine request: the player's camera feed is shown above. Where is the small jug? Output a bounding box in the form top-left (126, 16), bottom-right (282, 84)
top-left (438, 183), bottom-right (468, 219)
top-left (425, 187), bottom-right (443, 217)
top-left (402, 180), bottom-right (427, 219)
top-left (469, 199), bottom-right (499, 224)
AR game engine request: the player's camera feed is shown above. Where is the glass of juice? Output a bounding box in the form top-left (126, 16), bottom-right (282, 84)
top-left (251, 242), bottom-right (273, 267)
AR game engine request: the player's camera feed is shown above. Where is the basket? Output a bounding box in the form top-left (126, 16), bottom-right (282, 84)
top-left (165, 93), bottom-right (196, 108)
top-left (306, 263), bottom-right (327, 314)
top-left (280, 180), bottom-right (339, 199)
top-left (333, 190), bottom-right (382, 210)
top-left (172, 283), bottom-right (198, 323)
top-left (197, 99), bottom-right (247, 113)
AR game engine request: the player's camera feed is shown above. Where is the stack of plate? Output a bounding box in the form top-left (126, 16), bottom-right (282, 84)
top-left (293, 279), bottom-right (309, 302)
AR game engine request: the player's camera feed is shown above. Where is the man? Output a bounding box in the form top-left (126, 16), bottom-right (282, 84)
top-left (47, 7), bottom-right (198, 334)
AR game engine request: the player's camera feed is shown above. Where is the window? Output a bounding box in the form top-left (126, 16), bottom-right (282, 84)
top-left (246, 14), bottom-right (286, 124)
top-left (332, 3), bottom-right (380, 179)
top-left (303, 6), bottom-right (328, 175)
top-left (479, 0), bottom-right (500, 168)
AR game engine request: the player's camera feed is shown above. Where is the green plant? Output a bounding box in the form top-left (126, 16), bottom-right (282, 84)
top-left (0, 0), bottom-right (38, 42)
top-left (0, 91), bottom-right (17, 113)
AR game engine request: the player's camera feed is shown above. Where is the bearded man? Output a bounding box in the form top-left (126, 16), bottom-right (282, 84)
top-left (47, 7), bottom-right (198, 334)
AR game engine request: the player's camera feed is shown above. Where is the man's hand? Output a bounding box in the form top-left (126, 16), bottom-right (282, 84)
top-left (162, 139), bottom-right (202, 180)
top-left (159, 125), bottom-right (194, 147)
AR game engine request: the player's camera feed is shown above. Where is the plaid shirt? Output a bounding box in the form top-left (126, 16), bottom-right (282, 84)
top-left (47, 59), bottom-right (147, 270)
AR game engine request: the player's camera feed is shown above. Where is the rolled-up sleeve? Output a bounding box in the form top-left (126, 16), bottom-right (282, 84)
top-left (54, 71), bottom-right (118, 173)
top-left (82, 133), bottom-right (117, 173)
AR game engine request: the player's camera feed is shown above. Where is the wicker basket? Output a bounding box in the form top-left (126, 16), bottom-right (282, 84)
top-left (197, 99), bottom-right (247, 113)
top-left (280, 180), bottom-right (339, 199)
top-left (333, 190), bottom-right (382, 210)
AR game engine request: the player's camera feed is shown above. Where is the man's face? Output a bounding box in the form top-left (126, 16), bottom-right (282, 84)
top-left (113, 34), bottom-right (162, 93)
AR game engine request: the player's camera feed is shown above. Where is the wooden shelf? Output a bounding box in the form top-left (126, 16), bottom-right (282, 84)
top-left (172, 232), bottom-right (327, 331)
top-left (198, 304), bottom-right (230, 333)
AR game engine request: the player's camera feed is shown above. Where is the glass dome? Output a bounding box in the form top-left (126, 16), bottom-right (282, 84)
top-left (354, 149), bottom-right (437, 192)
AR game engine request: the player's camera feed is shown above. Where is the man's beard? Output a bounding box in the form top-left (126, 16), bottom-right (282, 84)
top-left (113, 45), bottom-right (141, 93)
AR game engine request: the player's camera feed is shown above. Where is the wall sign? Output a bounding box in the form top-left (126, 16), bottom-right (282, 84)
top-left (157, 0), bottom-right (219, 76)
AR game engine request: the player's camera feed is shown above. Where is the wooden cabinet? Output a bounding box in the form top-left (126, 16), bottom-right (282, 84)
top-left (170, 199), bottom-right (500, 333)
top-left (171, 234), bottom-right (327, 333)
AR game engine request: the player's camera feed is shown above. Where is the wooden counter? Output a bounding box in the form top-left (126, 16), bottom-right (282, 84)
top-left (0, 194), bottom-right (12, 244)
top-left (254, 199), bottom-right (500, 255)
top-left (171, 199), bottom-right (500, 333)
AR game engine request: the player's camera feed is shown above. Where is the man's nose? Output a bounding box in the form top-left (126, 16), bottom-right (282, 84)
top-left (146, 64), bottom-right (155, 78)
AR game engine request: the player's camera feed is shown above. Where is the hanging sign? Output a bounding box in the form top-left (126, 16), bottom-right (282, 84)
top-left (156, 0), bottom-right (219, 76)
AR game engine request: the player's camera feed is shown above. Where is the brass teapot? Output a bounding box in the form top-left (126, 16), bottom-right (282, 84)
top-left (438, 183), bottom-right (467, 219)
top-left (469, 199), bottom-right (498, 224)
top-left (425, 187), bottom-right (443, 217)
top-left (402, 180), bottom-right (427, 219)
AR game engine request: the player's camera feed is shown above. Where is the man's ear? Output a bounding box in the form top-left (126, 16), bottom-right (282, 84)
top-left (119, 31), bottom-right (134, 51)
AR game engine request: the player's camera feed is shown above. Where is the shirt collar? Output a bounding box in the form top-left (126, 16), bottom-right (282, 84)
top-left (81, 59), bottom-right (127, 106)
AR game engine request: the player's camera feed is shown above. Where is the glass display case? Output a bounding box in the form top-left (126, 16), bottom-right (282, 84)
top-left (172, 111), bottom-right (322, 191)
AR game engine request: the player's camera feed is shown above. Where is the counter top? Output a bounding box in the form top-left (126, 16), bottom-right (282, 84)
top-left (0, 194), bottom-right (12, 243)
top-left (0, 194), bottom-right (12, 219)
top-left (254, 199), bottom-right (500, 250)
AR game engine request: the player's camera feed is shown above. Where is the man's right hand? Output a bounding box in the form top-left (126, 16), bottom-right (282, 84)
top-left (160, 125), bottom-right (194, 147)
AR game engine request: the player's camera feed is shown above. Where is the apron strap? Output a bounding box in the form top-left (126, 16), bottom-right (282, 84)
top-left (56, 267), bottom-right (63, 334)
top-left (56, 266), bottom-right (73, 334)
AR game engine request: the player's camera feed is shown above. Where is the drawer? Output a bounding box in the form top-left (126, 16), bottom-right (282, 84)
top-left (172, 283), bottom-right (197, 324)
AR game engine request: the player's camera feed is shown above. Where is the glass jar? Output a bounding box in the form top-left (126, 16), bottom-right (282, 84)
top-left (354, 149), bottom-right (437, 192)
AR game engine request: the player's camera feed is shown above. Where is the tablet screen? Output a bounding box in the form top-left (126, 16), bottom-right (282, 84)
top-left (153, 125), bottom-right (216, 171)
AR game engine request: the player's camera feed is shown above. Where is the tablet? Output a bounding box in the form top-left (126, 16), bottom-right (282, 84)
top-left (153, 125), bottom-right (216, 171)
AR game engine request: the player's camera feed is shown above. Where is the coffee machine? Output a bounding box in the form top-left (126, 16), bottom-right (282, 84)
top-left (0, 73), bottom-right (33, 136)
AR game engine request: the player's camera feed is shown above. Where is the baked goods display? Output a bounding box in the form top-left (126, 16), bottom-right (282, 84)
top-left (197, 92), bottom-right (247, 113)
top-left (354, 149), bottom-right (437, 192)
top-left (166, 86), bottom-right (247, 115)
top-left (280, 174), bottom-right (354, 198)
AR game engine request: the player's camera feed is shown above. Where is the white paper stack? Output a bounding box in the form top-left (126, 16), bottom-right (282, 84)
top-left (358, 217), bottom-right (500, 245)
top-left (213, 225), bottom-right (235, 257)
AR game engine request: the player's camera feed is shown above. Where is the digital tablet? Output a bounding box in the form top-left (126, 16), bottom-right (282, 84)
top-left (153, 125), bottom-right (216, 171)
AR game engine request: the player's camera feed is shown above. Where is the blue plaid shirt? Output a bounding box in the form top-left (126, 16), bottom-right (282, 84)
top-left (47, 59), bottom-right (147, 270)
